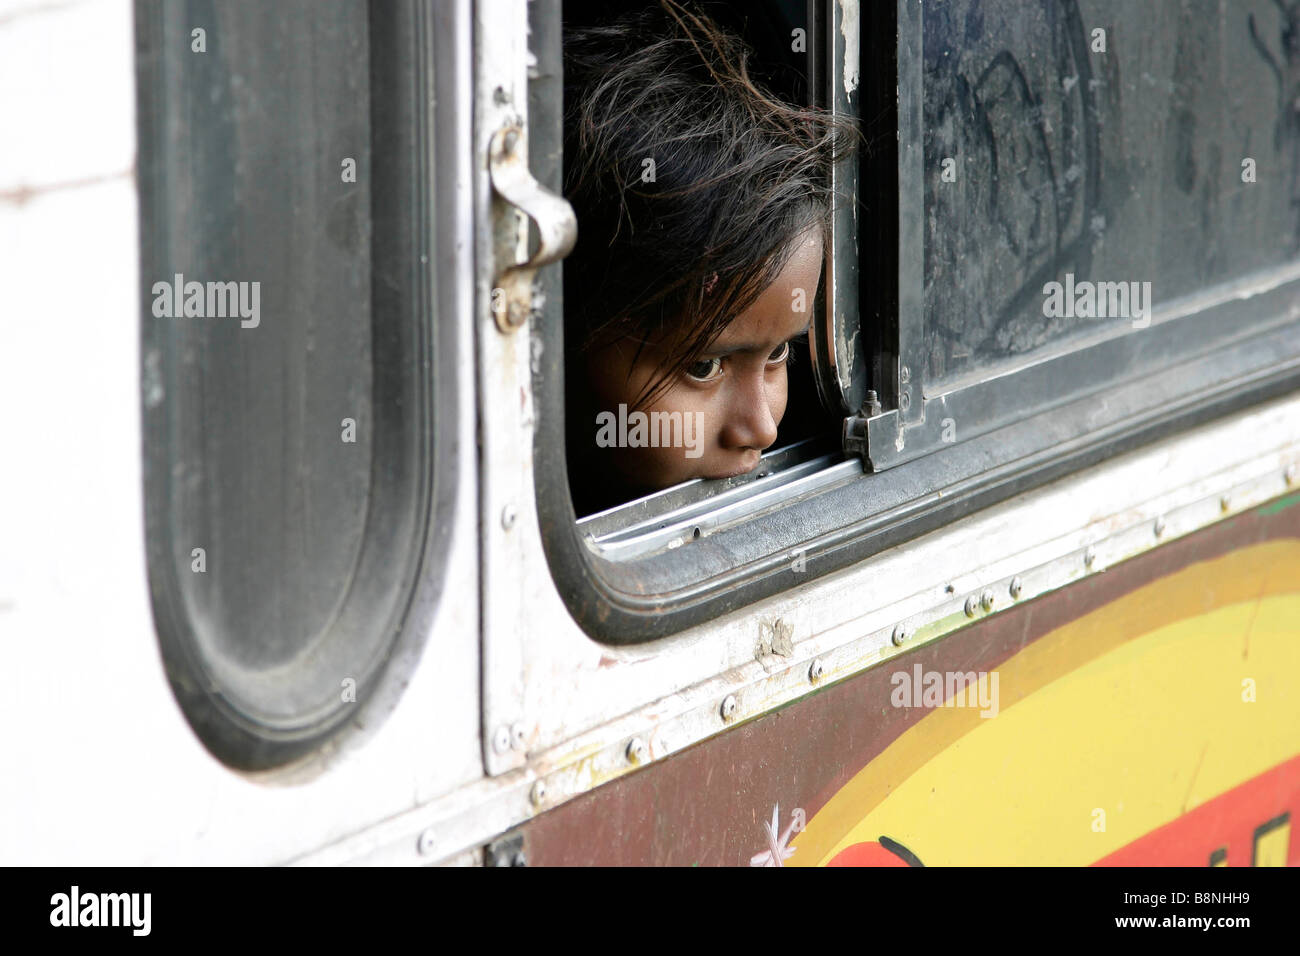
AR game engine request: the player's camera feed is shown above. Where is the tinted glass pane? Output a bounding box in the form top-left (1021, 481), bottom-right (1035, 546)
top-left (922, 0), bottom-right (1299, 387)
top-left (139, 0), bottom-right (433, 766)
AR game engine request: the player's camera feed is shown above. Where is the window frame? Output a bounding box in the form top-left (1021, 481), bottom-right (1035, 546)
top-left (530, 0), bottom-right (1300, 647)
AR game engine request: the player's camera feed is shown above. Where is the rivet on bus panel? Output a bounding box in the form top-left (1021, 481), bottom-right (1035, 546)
top-left (492, 725), bottom-right (512, 755)
top-left (417, 828), bottom-right (437, 856)
top-left (720, 695), bottom-right (738, 721)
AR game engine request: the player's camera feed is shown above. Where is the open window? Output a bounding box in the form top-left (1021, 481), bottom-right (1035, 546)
top-left (558, 0), bottom-right (840, 521)
top-left (531, 0), bottom-right (1300, 644)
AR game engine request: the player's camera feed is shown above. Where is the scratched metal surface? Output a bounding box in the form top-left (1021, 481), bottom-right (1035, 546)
top-left (519, 493), bottom-right (1300, 866)
top-left (921, 0), bottom-right (1300, 386)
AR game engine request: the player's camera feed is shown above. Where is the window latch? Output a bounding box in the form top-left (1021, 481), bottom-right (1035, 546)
top-left (488, 123), bottom-right (577, 332)
top-left (842, 389), bottom-right (883, 467)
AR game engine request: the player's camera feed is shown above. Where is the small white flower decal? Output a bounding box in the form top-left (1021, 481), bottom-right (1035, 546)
top-left (750, 804), bottom-right (806, 867)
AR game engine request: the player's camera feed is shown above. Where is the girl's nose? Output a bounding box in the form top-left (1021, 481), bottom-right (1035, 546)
top-left (719, 371), bottom-right (779, 451)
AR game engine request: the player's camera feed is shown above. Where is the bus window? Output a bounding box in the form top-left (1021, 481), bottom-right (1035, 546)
top-left (559, 0), bottom-right (845, 516)
top-left (137, 0), bottom-right (443, 769)
top-left (922, 0), bottom-right (1300, 388)
top-left (519, 1), bottom-right (868, 642)
top-left (530, 0), bottom-right (1300, 644)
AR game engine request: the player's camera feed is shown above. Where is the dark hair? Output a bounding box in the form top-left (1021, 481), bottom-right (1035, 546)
top-left (563, 0), bottom-right (857, 409)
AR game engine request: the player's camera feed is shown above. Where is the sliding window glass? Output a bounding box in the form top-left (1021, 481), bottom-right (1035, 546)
top-left (841, 0), bottom-right (1300, 472)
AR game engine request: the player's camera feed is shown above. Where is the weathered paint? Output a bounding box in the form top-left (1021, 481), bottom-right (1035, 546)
top-left (521, 498), bottom-right (1300, 865)
top-left (1258, 491), bottom-right (1300, 516)
top-left (838, 0), bottom-right (859, 95)
top-left (805, 541), bottom-right (1300, 866)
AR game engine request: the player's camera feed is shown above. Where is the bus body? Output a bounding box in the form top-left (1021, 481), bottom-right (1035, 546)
top-left (1, 0), bottom-right (1298, 866)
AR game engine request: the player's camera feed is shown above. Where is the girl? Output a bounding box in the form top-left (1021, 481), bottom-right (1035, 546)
top-left (563, 1), bottom-right (855, 513)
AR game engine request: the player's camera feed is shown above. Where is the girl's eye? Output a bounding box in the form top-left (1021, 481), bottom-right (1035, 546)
top-left (767, 341), bottom-right (791, 364)
top-left (685, 357), bottom-right (723, 382)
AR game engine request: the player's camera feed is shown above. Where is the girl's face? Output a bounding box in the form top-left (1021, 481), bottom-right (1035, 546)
top-left (586, 229), bottom-right (824, 493)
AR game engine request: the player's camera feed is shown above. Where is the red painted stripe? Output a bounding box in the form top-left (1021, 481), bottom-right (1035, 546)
top-left (1094, 752), bottom-right (1300, 866)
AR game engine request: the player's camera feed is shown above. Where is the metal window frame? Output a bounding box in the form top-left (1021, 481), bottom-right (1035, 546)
top-left (525, 0), bottom-right (1300, 648)
top-left (807, 0), bottom-right (866, 416)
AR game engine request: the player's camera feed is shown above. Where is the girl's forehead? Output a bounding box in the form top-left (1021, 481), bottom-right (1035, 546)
top-left (708, 241), bottom-right (822, 352)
